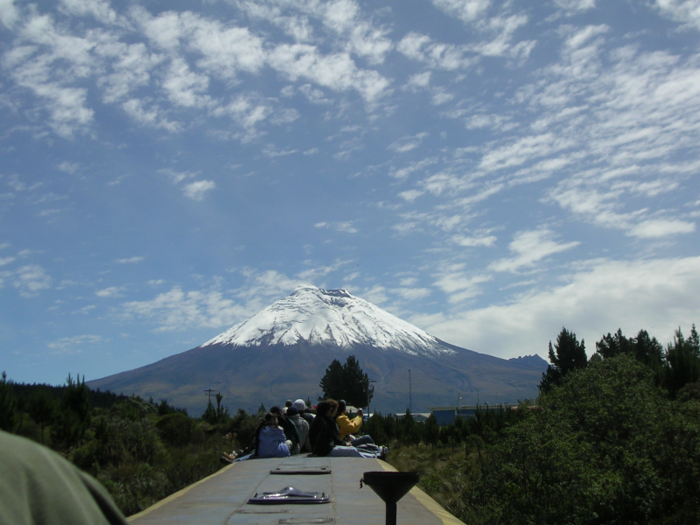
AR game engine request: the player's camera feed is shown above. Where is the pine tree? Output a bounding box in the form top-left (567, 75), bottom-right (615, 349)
top-left (0, 371), bottom-right (17, 432)
top-left (319, 359), bottom-right (345, 400)
top-left (539, 328), bottom-right (587, 393)
top-left (27, 388), bottom-right (55, 444)
top-left (596, 329), bottom-right (632, 359)
top-left (319, 355), bottom-right (374, 408)
top-left (51, 373), bottom-right (91, 449)
top-left (664, 326), bottom-right (700, 397)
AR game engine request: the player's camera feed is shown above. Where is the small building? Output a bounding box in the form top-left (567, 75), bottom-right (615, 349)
top-left (393, 412), bottom-right (431, 423)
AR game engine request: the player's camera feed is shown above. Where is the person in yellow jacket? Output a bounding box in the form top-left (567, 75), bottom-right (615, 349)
top-left (335, 400), bottom-right (375, 447)
top-left (0, 430), bottom-right (129, 525)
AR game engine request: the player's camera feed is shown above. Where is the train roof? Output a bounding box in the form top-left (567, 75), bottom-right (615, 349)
top-left (128, 455), bottom-right (465, 524)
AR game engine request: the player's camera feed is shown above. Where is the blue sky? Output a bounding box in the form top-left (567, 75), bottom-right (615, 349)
top-left (1, 0), bottom-right (700, 386)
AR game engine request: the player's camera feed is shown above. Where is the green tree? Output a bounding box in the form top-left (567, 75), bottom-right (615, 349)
top-left (465, 354), bottom-right (700, 525)
top-left (319, 355), bottom-right (374, 408)
top-left (423, 413), bottom-right (439, 448)
top-left (664, 325), bottom-right (700, 397)
top-left (51, 373), bottom-right (91, 449)
top-left (0, 371), bottom-right (17, 432)
top-left (539, 327), bottom-right (587, 393)
top-left (632, 329), bottom-right (665, 371)
top-left (595, 328), bottom-right (632, 358)
top-left (202, 392), bottom-right (230, 424)
top-left (27, 387), bottom-right (55, 444)
top-left (318, 359), bottom-right (344, 400)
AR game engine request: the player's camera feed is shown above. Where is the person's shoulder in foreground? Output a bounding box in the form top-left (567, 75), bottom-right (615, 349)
top-left (0, 430), bottom-right (129, 525)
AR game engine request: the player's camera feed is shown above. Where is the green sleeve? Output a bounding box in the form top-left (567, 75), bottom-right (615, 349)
top-left (0, 430), bottom-right (129, 525)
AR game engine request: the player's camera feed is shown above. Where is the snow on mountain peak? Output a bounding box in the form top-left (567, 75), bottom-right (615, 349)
top-left (203, 285), bottom-right (452, 356)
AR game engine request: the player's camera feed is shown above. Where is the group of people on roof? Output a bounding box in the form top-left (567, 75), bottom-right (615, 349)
top-left (222, 398), bottom-right (387, 462)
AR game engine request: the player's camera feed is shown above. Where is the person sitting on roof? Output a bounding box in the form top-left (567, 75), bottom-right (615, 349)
top-left (294, 398), bottom-right (315, 425)
top-left (336, 399), bottom-right (375, 448)
top-left (256, 413), bottom-right (292, 458)
top-left (270, 405), bottom-right (301, 454)
top-left (286, 406), bottom-right (311, 453)
top-left (309, 400), bottom-right (387, 459)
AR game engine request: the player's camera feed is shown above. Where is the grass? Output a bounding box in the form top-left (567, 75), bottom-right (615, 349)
top-left (383, 441), bottom-right (470, 518)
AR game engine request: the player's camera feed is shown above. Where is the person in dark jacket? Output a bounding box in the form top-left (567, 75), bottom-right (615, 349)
top-left (309, 400), bottom-right (386, 459)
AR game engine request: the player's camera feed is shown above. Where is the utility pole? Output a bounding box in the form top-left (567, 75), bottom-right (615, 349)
top-left (204, 388), bottom-right (215, 404)
top-left (408, 369), bottom-right (412, 413)
top-left (366, 378), bottom-right (376, 415)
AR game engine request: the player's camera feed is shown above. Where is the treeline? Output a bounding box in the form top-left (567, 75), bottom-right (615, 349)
top-left (365, 404), bottom-right (526, 449)
top-left (0, 373), bottom-right (260, 516)
top-left (540, 325), bottom-right (700, 397)
top-left (402, 324), bottom-right (700, 525)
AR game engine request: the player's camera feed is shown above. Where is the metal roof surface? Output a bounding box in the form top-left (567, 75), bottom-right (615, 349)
top-left (128, 456), bottom-right (465, 525)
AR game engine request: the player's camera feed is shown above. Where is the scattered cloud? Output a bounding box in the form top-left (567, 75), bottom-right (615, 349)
top-left (489, 228), bottom-right (580, 273)
top-left (13, 264), bottom-right (52, 296)
top-left (95, 286), bottom-right (124, 298)
top-left (183, 180), bottom-right (216, 201)
top-left (315, 221), bottom-right (359, 234)
top-left (48, 334), bottom-right (103, 354)
top-left (628, 219), bottom-right (695, 238)
top-left (122, 287), bottom-right (247, 332)
top-left (425, 256), bottom-right (700, 360)
top-left (388, 133), bottom-right (428, 153)
top-left (116, 256), bottom-right (144, 264)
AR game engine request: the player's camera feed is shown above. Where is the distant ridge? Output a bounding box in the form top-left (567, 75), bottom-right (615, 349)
top-left (88, 286), bottom-right (547, 414)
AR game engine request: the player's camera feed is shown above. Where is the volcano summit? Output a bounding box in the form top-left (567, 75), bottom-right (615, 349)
top-left (88, 286), bottom-right (547, 414)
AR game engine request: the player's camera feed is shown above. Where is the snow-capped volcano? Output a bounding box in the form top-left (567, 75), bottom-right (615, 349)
top-left (89, 285), bottom-right (547, 414)
top-left (203, 285), bottom-right (451, 356)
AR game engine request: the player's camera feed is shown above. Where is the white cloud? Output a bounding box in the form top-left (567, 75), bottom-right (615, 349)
top-left (59, 0), bottom-right (118, 25)
top-left (393, 286), bottom-right (432, 301)
top-left (404, 71), bottom-right (431, 90)
top-left (425, 256), bottom-right (700, 360)
top-left (397, 33), bottom-right (474, 70)
top-left (362, 284), bottom-right (389, 305)
top-left (13, 264), bottom-right (51, 296)
top-left (162, 57), bottom-right (210, 108)
top-left (389, 158), bottom-right (438, 180)
top-left (399, 189), bottom-right (425, 203)
top-left (479, 133), bottom-right (573, 171)
top-left (122, 287), bottom-right (248, 331)
top-left (388, 133), bottom-right (428, 153)
top-left (262, 144), bottom-right (298, 157)
top-left (183, 180), bottom-right (216, 201)
top-left (452, 234), bottom-right (497, 247)
top-left (48, 334), bottom-right (103, 354)
top-left (628, 219), bottom-right (695, 238)
top-left (0, 0), bottom-right (20, 28)
top-left (116, 256), bottom-right (144, 264)
top-left (653, 0), bottom-right (700, 31)
top-left (554, 0), bottom-right (596, 12)
top-left (489, 228), bottom-right (580, 273)
top-left (122, 99), bottom-right (180, 131)
top-left (430, 0), bottom-right (491, 23)
top-left (268, 44), bottom-right (390, 102)
top-left (95, 286), bottom-right (123, 298)
top-left (299, 84), bottom-right (332, 104)
top-left (433, 264), bottom-right (492, 303)
top-left (315, 221), bottom-right (358, 234)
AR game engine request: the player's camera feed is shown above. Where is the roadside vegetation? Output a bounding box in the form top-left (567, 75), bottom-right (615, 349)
top-left (2, 323), bottom-right (699, 523)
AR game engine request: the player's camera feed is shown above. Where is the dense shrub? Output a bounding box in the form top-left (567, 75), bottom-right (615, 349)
top-left (462, 355), bottom-right (700, 525)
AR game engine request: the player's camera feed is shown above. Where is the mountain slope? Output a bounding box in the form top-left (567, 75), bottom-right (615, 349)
top-left (88, 286), bottom-right (547, 414)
